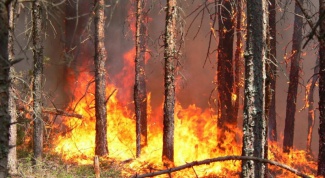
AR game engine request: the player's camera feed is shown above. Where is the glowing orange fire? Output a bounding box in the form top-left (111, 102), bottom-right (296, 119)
top-left (52, 53), bottom-right (318, 177)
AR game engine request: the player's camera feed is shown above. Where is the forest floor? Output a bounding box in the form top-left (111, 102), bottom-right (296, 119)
top-left (16, 149), bottom-right (122, 178)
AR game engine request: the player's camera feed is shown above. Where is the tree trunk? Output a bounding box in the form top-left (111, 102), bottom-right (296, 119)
top-left (317, 0), bottom-right (325, 174)
top-left (8, 0), bottom-right (18, 175)
top-left (233, 0), bottom-right (243, 130)
top-left (306, 58), bottom-right (319, 156)
top-left (32, 0), bottom-right (44, 167)
top-left (163, 0), bottom-right (177, 165)
top-left (217, 0), bottom-right (235, 144)
top-left (241, 0), bottom-right (268, 176)
top-left (135, 0), bottom-right (148, 158)
top-left (94, 0), bottom-right (108, 156)
top-left (0, 2), bottom-right (10, 177)
top-left (268, 0), bottom-right (277, 142)
top-left (283, 0), bottom-right (304, 153)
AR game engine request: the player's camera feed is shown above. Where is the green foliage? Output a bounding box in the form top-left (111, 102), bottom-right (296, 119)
top-left (16, 147), bottom-right (122, 178)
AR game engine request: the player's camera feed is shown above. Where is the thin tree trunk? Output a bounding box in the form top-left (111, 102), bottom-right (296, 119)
top-left (317, 0), bottom-right (325, 174)
top-left (306, 57), bottom-right (319, 156)
top-left (32, 0), bottom-right (44, 167)
top-left (268, 0), bottom-right (277, 142)
top-left (8, 0), bottom-right (18, 175)
top-left (217, 0), bottom-right (235, 144)
top-left (94, 0), bottom-right (108, 156)
top-left (163, 0), bottom-right (177, 165)
top-left (233, 0), bottom-right (243, 129)
top-left (0, 2), bottom-right (10, 177)
top-left (283, 0), bottom-right (304, 153)
top-left (241, 0), bottom-right (268, 176)
top-left (135, 0), bottom-right (148, 158)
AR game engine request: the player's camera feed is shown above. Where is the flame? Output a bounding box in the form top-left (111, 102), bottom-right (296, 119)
top-left (52, 63), bottom-right (317, 177)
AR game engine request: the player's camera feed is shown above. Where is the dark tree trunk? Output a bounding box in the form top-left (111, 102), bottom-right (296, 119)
top-left (32, 0), bottom-right (44, 167)
top-left (0, 2), bottom-right (10, 177)
top-left (94, 0), bottom-right (108, 156)
top-left (283, 0), bottom-right (304, 153)
top-left (318, 0), bottom-right (325, 175)
top-left (134, 0), bottom-right (148, 158)
top-left (241, 0), bottom-right (268, 176)
top-left (268, 0), bottom-right (277, 142)
top-left (8, 0), bottom-right (18, 175)
top-left (217, 0), bottom-right (235, 144)
top-left (306, 58), bottom-right (319, 156)
top-left (163, 0), bottom-right (177, 165)
top-left (233, 0), bottom-right (243, 128)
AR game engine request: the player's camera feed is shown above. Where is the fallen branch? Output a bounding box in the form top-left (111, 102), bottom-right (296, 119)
top-left (131, 156), bottom-right (311, 178)
top-left (42, 108), bottom-right (83, 119)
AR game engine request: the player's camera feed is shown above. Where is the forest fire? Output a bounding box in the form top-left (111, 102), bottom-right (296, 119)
top-left (51, 48), bottom-right (318, 177)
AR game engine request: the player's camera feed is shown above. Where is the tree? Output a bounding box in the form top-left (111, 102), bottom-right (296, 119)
top-left (233, 0), bottom-right (243, 132)
top-left (0, 1), bottom-right (10, 177)
top-left (134, 0), bottom-right (148, 157)
top-left (283, 0), bottom-right (304, 153)
top-left (32, 0), bottom-right (44, 167)
top-left (306, 57), bottom-right (319, 155)
top-left (94, 0), bottom-right (108, 156)
top-left (8, 0), bottom-right (18, 175)
top-left (217, 0), bottom-right (236, 144)
top-left (318, 0), bottom-right (325, 174)
top-left (241, 0), bottom-right (268, 176)
top-left (268, 0), bottom-right (277, 142)
top-left (163, 0), bottom-right (178, 165)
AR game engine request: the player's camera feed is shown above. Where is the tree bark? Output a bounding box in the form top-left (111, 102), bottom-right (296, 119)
top-left (268, 0), bottom-right (277, 142)
top-left (8, 0), bottom-right (17, 175)
top-left (0, 2), bottom-right (10, 177)
top-left (134, 0), bottom-right (148, 158)
top-left (241, 0), bottom-right (268, 176)
top-left (318, 0), bottom-right (325, 174)
top-left (306, 57), bottom-right (319, 156)
top-left (217, 0), bottom-right (235, 144)
top-left (163, 0), bottom-right (177, 165)
top-left (94, 0), bottom-right (108, 156)
top-left (283, 0), bottom-right (304, 153)
top-left (32, 0), bottom-right (44, 167)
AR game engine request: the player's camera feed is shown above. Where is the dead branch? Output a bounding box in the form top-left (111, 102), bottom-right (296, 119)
top-left (105, 89), bottom-right (117, 104)
top-left (42, 108), bottom-right (83, 119)
top-left (131, 156), bottom-right (311, 178)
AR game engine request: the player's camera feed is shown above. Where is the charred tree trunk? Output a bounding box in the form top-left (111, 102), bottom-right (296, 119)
top-left (283, 0), bottom-right (304, 153)
top-left (268, 0), bottom-right (277, 142)
top-left (94, 0), bottom-right (108, 156)
top-left (0, 2), bottom-right (10, 177)
top-left (32, 0), bottom-right (44, 167)
top-left (318, 0), bottom-right (325, 175)
top-left (134, 0), bottom-right (148, 158)
top-left (8, 0), bottom-right (17, 175)
top-left (163, 0), bottom-right (177, 165)
top-left (233, 0), bottom-right (243, 128)
top-left (306, 58), bottom-right (319, 156)
top-left (241, 0), bottom-right (268, 176)
top-left (217, 0), bottom-right (235, 144)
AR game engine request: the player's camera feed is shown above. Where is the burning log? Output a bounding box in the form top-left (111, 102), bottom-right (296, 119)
top-left (131, 156), bottom-right (311, 178)
top-left (42, 108), bottom-right (83, 119)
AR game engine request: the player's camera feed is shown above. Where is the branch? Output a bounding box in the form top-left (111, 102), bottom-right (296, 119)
top-left (105, 89), bottom-right (117, 104)
top-left (42, 108), bottom-right (83, 119)
top-left (131, 156), bottom-right (311, 178)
